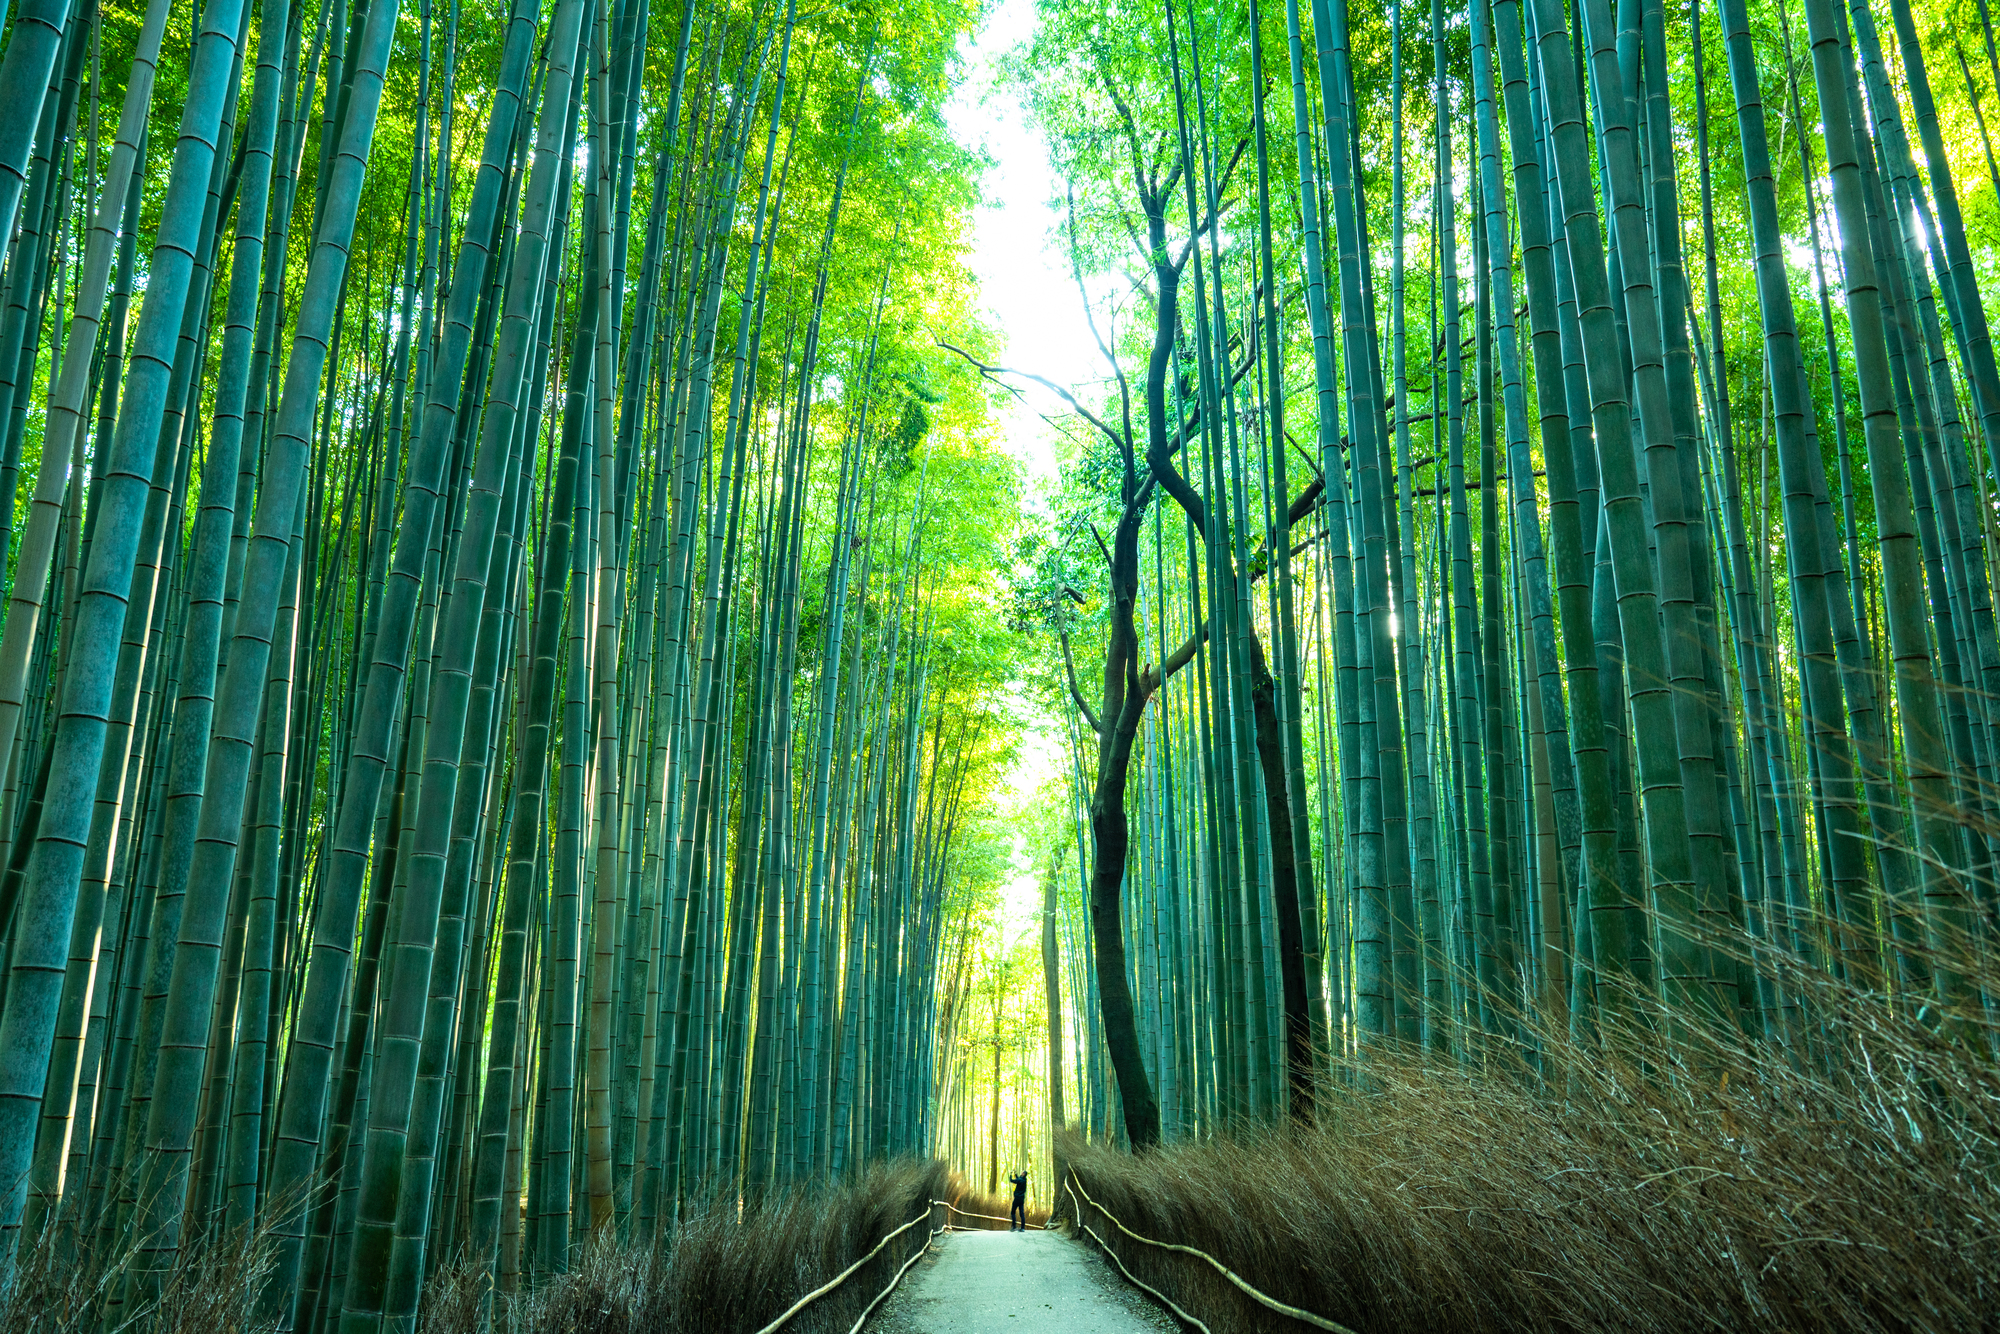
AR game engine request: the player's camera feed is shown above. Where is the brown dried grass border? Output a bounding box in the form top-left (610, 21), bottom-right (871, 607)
top-left (1061, 939), bottom-right (2000, 1334)
top-left (452, 1158), bottom-right (949, 1334)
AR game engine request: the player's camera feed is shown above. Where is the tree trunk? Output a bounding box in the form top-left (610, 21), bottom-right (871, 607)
top-left (1042, 864), bottom-right (1065, 1142)
top-left (987, 986), bottom-right (1001, 1195)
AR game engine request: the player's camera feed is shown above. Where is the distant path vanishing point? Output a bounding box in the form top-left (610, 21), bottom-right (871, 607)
top-left (867, 1226), bottom-right (1177, 1333)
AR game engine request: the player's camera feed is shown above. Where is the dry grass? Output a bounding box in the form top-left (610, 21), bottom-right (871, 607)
top-left (0, 1185), bottom-right (280, 1334)
top-left (4, 1159), bottom-right (948, 1334)
top-left (454, 1157), bottom-right (950, 1334)
top-left (1061, 940), bottom-right (2000, 1333)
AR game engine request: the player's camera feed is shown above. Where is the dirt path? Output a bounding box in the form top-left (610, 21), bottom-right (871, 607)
top-left (865, 1226), bottom-right (1176, 1334)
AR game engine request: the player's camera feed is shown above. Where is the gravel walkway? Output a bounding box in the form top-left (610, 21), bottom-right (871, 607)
top-left (864, 1226), bottom-right (1177, 1334)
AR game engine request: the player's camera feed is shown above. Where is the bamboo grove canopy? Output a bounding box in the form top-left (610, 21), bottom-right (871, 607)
top-left (0, 0), bottom-right (1024, 1320)
top-left (0, 0), bottom-right (1998, 1316)
top-left (1005, 0), bottom-right (2000, 1155)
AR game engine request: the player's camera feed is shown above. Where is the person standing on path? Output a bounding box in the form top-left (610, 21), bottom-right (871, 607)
top-left (1009, 1170), bottom-right (1029, 1231)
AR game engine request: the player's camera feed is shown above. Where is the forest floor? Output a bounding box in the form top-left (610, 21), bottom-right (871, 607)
top-left (866, 1226), bottom-right (1175, 1333)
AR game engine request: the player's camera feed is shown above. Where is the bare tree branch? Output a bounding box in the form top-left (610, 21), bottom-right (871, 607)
top-left (1060, 632), bottom-right (1103, 735)
top-left (1139, 620), bottom-right (1208, 696)
top-left (1069, 186), bottom-right (1137, 485)
top-left (935, 339), bottom-right (1130, 459)
top-left (1169, 138), bottom-right (1251, 270)
top-left (1098, 65), bottom-right (1153, 214)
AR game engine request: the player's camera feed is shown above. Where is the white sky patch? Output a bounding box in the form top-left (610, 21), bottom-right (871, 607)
top-left (944, 0), bottom-right (1106, 511)
top-left (944, 0), bottom-right (1091, 952)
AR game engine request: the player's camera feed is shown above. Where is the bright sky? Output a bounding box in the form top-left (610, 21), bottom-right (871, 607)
top-left (943, 0), bottom-right (1079, 952)
top-left (944, 0), bottom-right (1097, 501)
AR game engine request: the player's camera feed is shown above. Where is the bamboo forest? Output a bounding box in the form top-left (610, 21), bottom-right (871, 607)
top-left (0, 0), bottom-right (1997, 1320)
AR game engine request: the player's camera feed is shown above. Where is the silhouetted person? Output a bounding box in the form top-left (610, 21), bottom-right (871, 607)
top-left (1008, 1170), bottom-right (1028, 1231)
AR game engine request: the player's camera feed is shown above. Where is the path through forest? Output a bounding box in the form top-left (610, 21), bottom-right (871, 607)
top-left (868, 1228), bottom-right (1173, 1333)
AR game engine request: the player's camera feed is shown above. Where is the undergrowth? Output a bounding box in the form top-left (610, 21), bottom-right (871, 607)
top-left (439, 1157), bottom-right (950, 1334)
top-left (0, 1187), bottom-right (279, 1334)
top-left (1061, 938), bottom-right (2000, 1333)
top-left (4, 1158), bottom-right (954, 1333)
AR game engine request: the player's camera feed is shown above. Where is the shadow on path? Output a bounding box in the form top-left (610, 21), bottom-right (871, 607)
top-left (866, 1227), bottom-right (1176, 1333)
